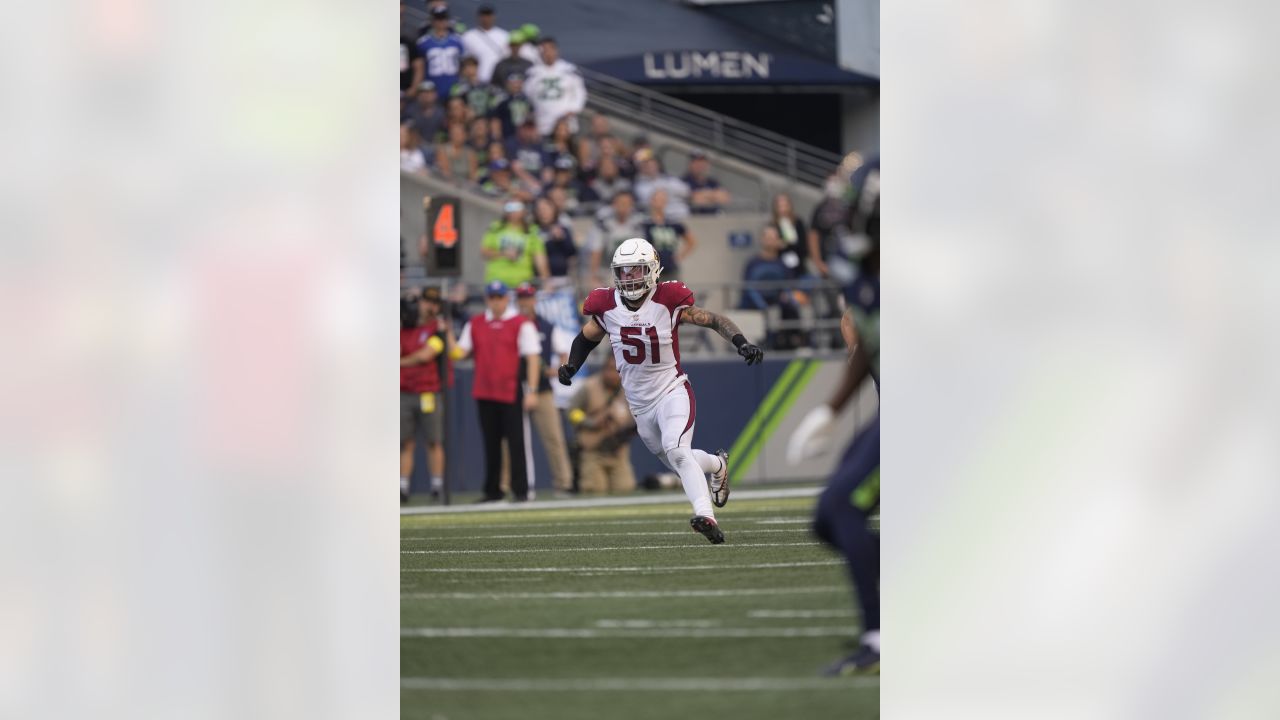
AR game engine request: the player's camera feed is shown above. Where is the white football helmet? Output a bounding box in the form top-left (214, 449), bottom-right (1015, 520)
top-left (611, 237), bottom-right (662, 301)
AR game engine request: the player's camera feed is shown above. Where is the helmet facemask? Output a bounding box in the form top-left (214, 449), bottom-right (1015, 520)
top-left (612, 260), bottom-right (660, 301)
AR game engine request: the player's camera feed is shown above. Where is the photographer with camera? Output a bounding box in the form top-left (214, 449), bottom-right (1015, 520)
top-left (567, 355), bottom-right (636, 495)
top-left (400, 287), bottom-right (454, 503)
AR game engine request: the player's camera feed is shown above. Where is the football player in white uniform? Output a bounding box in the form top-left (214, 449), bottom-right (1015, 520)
top-left (558, 238), bottom-right (764, 543)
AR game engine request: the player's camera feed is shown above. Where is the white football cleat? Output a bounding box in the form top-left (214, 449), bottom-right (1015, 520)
top-left (709, 448), bottom-right (730, 508)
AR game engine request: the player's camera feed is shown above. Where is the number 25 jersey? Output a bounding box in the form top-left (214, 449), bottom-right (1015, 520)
top-left (582, 281), bottom-right (694, 415)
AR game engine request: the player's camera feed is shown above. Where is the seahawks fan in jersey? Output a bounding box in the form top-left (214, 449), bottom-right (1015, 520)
top-left (450, 56), bottom-right (497, 120)
top-left (416, 6), bottom-right (465, 99)
top-left (489, 72), bottom-right (534, 141)
top-left (526, 38), bottom-right (586, 136)
top-left (787, 163), bottom-right (880, 676)
top-left (558, 239), bottom-right (764, 544)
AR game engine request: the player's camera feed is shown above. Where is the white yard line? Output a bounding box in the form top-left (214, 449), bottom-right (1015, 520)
top-left (402, 585), bottom-right (845, 600)
top-left (401, 677), bottom-right (877, 691)
top-left (402, 528), bottom-right (809, 540)
top-left (756, 518), bottom-right (813, 524)
top-left (594, 619), bottom-right (719, 628)
top-left (401, 626), bottom-right (858, 639)
top-left (401, 560), bottom-right (843, 574)
top-left (747, 609), bottom-right (855, 619)
top-left (401, 542), bottom-right (822, 555)
top-left (400, 514), bottom-right (812, 532)
top-left (400, 486), bottom-right (820, 516)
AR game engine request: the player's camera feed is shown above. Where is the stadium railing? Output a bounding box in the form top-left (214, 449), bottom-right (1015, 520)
top-left (578, 67), bottom-right (843, 188)
top-left (401, 276), bottom-right (850, 355)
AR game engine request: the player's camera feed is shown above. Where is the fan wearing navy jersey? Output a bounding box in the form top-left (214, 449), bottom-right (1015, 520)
top-left (416, 6), bottom-right (465, 99)
top-left (558, 238), bottom-right (764, 543)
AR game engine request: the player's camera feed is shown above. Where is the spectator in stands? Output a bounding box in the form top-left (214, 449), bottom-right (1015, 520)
top-left (527, 37), bottom-right (588, 136)
top-left (478, 157), bottom-right (521, 199)
top-left (547, 117), bottom-right (577, 159)
top-left (435, 122), bottom-right (477, 183)
top-left (467, 116), bottom-right (492, 167)
top-left (585, 190), bottom-right (646, 286)
top-left (417, 6), bottom-right (465, 98)
top-left (683, 150), bottom-right (732, 214)
top-left (454, 281), bottom-right (542, 502)
top-left (482, 199), bottom-right (548, 286)
top-left (545, 186), bottom-right (574, 228)
top-left (770, 192), bottom-right (809, 273)
top-left (569, 355), bottom-right (636, 495)
top-left (547, 154), bottom-right (590, 216)
top-left (515, 283), bottom-right (576, 497)
top-left (451, 57), bottom-right (495, 120)
top-left (589, 113), bottom-right (612, 140)
top-left (740, 226), bottom-right (805, 350)
top-left (445, 95), bottom-right (470, 128)
top-left (642, 189), bottom-right (697, 281)
top-left (609, 136), bottom-right (637, 179)
top-left (533, 196), bottom-right (577, 283)
top-left (490, 72), bottom-right (534, 141)
top-left (517, 24), bottom-right (542, 62)
top-left (632, 149), bottom-right (691, 221)
top-left (588, 154), bottom-right (631, 206)
top-left (460, 4), bottom-right (508, 83)
top-left (506, 118), bottom-right (552, 187)
top-left (400, 2), bottom-right (425, 97)
top-left (491, 29), bottom-right (533, 90)
top-left (400, 126), bottom-right (428, 174)
top-left (403, 80), bottom-right (446, 146)
top-left (400, 288), bottom-right (455, 503)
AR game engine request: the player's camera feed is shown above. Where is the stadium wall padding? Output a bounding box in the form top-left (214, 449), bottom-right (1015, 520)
top-left (410, 356), bottom-right (875, 496)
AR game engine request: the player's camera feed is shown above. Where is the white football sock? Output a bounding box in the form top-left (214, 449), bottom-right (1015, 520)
top-left (430, 476), bottom-right (443, 491)
top-left (664, 447), bottom-right (715, 518)
top-left (691, 449), bottom-right (722, 475)
top-left (862, 630), bottom-right (880, 652)
top-left (399, 477), bottom-right (409, 494)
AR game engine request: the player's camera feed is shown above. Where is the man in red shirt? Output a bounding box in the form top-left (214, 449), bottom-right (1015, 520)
top-left (400, 287), bottom-right (454, 503)
top-left (455, 281), bottom-right (541, 502)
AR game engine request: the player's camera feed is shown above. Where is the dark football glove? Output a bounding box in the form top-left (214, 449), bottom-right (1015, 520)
top-left (558, 363), bottom-right (579, 386)
top-left (731, 334), bottom-right (764, 366)
top-left (738, 343), bottom-right (764, 366)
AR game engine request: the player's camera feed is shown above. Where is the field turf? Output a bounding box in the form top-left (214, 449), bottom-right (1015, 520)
top-left (401, 493), bottom-right (877, 719)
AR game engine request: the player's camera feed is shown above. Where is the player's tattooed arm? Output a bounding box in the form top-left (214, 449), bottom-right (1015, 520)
top-left (682, 305), bottom-right (742, 343)
top-left (683, 305), bottom-right (763, 365)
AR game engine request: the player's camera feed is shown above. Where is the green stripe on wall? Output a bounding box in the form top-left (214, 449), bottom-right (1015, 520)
top-left (730, 359), bottom-right (821, 483)
top-left (725, 359), bottom-right (806, 466)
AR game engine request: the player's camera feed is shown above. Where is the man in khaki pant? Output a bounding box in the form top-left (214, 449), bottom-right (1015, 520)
top-left (569, 356), bottom-right (636, 494)
top-left (513, 283), bottom-right (575, 496)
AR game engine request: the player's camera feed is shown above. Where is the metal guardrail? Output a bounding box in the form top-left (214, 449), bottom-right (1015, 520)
top-left (578, 66), bottom-right (843, 188)
top-left (400, 276), bottom-right (851, 353)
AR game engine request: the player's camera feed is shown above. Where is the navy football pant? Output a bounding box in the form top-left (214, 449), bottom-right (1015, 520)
top-left (813, 413), bottom-right (879, 633)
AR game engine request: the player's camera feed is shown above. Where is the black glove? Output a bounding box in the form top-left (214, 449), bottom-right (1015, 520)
top-left (558, 363), bottom-right (579, 386)
top-left (732, 334), bottom-right (764, 366)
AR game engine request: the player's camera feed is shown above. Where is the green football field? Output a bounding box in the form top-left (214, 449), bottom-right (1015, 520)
top-left (401, 492), bottom-right (877, 720)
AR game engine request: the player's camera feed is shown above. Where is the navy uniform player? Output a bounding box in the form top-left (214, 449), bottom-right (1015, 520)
top-left (789, 185), bottom-right (880, 675)
top-left (558, 238), bottom-right (764, 543)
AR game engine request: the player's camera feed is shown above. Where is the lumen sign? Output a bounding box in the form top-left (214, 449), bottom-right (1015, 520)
top-left (642, 51), bottom-right (771, 80)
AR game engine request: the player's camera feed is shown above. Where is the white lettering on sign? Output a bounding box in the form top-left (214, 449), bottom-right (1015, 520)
top-left (643, 51), bottom-right (771, 80)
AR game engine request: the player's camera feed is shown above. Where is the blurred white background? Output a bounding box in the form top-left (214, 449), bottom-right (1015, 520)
top-left (886, 1), bottom-right (1280, 718)
top-left (0, 0), bottom-right (397, 717)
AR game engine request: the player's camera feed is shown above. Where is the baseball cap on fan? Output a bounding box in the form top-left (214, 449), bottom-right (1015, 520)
top-left (485, 280), bottom-right (509, 297)
top-left (430, 6), bottom-right (449, 19)
top-left (515, 282), bottom-right (537, 298)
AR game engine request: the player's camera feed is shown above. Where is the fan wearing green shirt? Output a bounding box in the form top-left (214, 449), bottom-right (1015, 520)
top-left (482, 199), bottom-right (549, 286)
